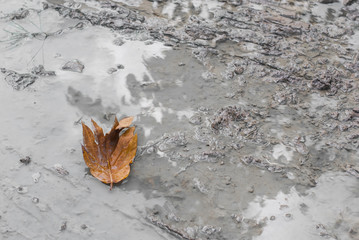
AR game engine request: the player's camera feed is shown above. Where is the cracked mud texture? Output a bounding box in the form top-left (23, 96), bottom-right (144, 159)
top-left (1, 0), bottom-right (359, 239)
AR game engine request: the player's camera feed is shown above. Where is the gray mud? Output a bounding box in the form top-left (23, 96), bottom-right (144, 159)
top-left (1, 0), bottom-right (359, 239)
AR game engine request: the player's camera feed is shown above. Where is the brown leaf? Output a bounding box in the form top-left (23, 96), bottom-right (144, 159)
top-left (116, 116), bottom-right (134, 130)
top-left (81, 117), bottom-right (137, 190)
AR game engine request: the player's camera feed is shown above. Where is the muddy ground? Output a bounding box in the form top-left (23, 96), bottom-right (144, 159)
top-left (0, 0), bottom-right (359, 239)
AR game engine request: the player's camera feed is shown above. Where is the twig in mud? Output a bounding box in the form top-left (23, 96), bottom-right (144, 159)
top-left (175, 162), bottom-right (193, 176)
top-left (27, 39), bottom-right (46, 66)
top-left (263, 158), bottom-right (285, 168)
top-left (146, 216), bottom-right (192, 240)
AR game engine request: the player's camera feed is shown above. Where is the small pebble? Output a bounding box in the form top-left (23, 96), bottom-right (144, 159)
top-left (62, 59), bottom-right (84, 73)
top-left (224, 176), bottom-right (231, 185)
top-left (60, 221), bottom-right (67, 231)
top-left (20, 156), bottom-right (31, 165)
top-left (146, 146), bottom-right (155, 154)
top-left (32, 197), bottom-right (39, 204)
top-left (81, 224), bottom-right (87, 230)
top-left (247, 185), bottom-right (254, 193)
top-left (17, 186), bottom-right (28, 194)
top-left (32, 172), bottom-right (41, 183)
top-left (117, 64), bottom-right (124, 69)
top-left (270, 216), bottom-right (276, 221)
top-left (189, 115), bottom-right (202, 125)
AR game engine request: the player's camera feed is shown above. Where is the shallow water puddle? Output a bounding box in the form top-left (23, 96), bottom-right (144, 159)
top-left (244, 172), bottom-right (359, 240)
top-left (1, 10), bottom-right (173, 122)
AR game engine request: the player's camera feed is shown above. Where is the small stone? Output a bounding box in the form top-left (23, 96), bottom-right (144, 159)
top-left (32, 172), bottom-right (41, 183)
top-left (17, 186), bottom-right (28, 194)
top-left (220, 161), bottom-right (224, 165)
top-left (60, 221), bottom-right (67, 231)
top-left (189, 115), bottom-right (202, 125)
top-left (285, 213), bottom-right (292, 218)
top-left (32, 197), bottom-right (39, 204)
top-left (62, 60), bottom-right (84, 73)
top-left (117, 64), bottom-right (125, 69)
top-left (81, 224), bottom-right (87, 230)
top-left (270, 216), bottom-right (276, 221)
top-left (202, 225), bottom-right (218, 235)
top-left (146, 146), bottom-right (155, 154)
top-left (20, 156), bottom-right (31, 165)
top-left (234, 67), bottom-right (244, 75)
top-left (247, 185), bottom-right (254, 193)
top-left (178, 62), bottom-right (185, 66)
top-left (224, 176), bottom-right (231, 185)
top-left (231, 213), bottom-right (243, 223)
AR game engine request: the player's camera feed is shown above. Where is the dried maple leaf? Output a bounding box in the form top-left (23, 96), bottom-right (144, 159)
top-left (81, 116), bottom-right (137, 190)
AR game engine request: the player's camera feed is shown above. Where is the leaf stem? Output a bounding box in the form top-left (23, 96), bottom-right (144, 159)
top-left (108, 160), bottom-right (113, 190)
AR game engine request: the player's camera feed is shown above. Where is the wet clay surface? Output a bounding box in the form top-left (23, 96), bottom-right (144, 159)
top-left (1, 0), bottom-right (359, 239)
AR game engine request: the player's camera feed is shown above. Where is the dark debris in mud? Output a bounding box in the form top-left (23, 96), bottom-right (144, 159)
top-left (311, 68), bottom-right (353, 95)
top-left (147, 211), bottom-right (224, 240)
top-left (1, 65), bottom-right (56, 90)
top-left (41, 0), bottom-right (359, 101)
top-left (62, 59), bottom-right (84, 73)
top-left (45, 1), bottom-right (145, 32)
top-left (211, 106), bottom-right (248, 130)
top-left (31, 65), bottom-right (56, 76)
top-left (1, 68), bottom-right (38, 90)
top-left (19, 156), bottom-right (31, 165)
